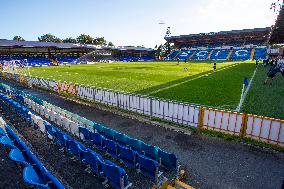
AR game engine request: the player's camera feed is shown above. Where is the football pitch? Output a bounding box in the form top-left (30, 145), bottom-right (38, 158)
top-left (24, 61), bottom-right (257, 110)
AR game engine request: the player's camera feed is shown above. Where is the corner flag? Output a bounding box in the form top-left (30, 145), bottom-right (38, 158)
top-left (243, 77), bottom-right (249, 88)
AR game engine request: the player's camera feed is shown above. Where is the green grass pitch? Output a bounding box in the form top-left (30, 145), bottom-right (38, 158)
top-left (24, 61), bottom-right (282, 117)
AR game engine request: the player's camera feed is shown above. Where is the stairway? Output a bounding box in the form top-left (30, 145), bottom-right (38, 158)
top-left (206, 50), bottom-right (214, 60)
top-left (188, 51), bottom-right (196, 60)
top-left (250, 48), bottom-right (255, 60)
top-left (173, 51), bottom-right (181, 60)
top-left (226, 49), bottom-right (233, 61)
top-left (50, 58), bottom-right (58, 66)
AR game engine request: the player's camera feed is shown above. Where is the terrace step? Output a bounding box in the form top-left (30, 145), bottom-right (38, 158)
top-left (226, 49), bottom-right (233, 60)
top-left (250, 48), bottom-right (255, 59)
top-left (206, 49), bottom-right (214, 60)
top-left (188, 51), bottom-right (196, 60)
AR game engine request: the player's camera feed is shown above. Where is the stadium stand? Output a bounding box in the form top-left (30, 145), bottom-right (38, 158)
top-left (253, 47), bottom-right (267, 60)
top-left (0, 39), bottom-right (156, 65)
top-left (0, 91), bottom-right (133, 189)
top-left (209, 49), bottom-right (231, 60)
top-left (0, 54), bottom-right (53, 66)
top-left (55, 55), bottom-right (80, 64)
top-left (229, 48), bottom-right (252, 61)
top-left (165, 27), bottom-right (269, 61)
top-left (0, 83), bottom-right (179, 188)
top-left (0, 113), bottom-right (64, 188)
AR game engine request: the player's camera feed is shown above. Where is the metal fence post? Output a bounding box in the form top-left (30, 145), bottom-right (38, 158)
top-left (240, 113), bottom-right (248, 139)
top-left (198, 106), bottom-right (205, 130)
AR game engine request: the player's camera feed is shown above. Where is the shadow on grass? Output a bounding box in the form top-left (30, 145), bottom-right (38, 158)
top-left (135, 63), bottom-right (238, 95)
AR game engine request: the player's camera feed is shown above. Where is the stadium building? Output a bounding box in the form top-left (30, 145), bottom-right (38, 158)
top-left (165, 27), bottom-right (270, 61)
top-left (0, 39), bottom-right (155, 67)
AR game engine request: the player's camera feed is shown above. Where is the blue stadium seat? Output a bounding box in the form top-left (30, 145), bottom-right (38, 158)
top-left (79, 126), bottom-right (92, 140)
top-left (0, 127), bottom-right (6, 136)
top-left (136, 153), bottom-right (160, 183)
top-left (23, 166), bottom-right (49, 189)
top-left (117, 144), bottom-right (136, 168)
top-left (103, 127), bottom-right (116, 140)
top-left (114, 132), bottom-right (128, 146)
top-left (140, 142), bottom-right (159, 161)
top-left (91, 132), bottom-right (104, 151)
top-left (54, 130), bottom-right (68, 148)
top-left (158, 149), bottom-right (177, 170)
top-left (0, 136), bottom-right (17, 149)
top-left (101, 160), bottom-right (131, 189)
top-left (127, 137), bottom-right (141, 152)
top-left (44, 123), bottom-right (56, 140)
top-left (82, 149), bottom-right (104, 174)
top-left (66, 139), bottom-right (87, 160)
top-left (94, 123), bottom-right (104, 134)
top-left (9, 148), bottom-right (30, 167)
top-left (104, 138), bottom-right (118, 158)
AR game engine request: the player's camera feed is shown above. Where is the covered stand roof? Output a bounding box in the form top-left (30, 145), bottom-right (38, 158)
top-left (165, 27), bottom-right (270, 43)
top-left (0, 39), bottom-right (98, 49)
top-left (0, 39), bottom-right (155, 52)
top-left (269, 3), bottom-right (284, 44)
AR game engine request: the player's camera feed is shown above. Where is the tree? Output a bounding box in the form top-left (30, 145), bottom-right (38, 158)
top-left (63, 37), bottom-right (77, 43)
top-left (108, 41), bottom-right (114, 47)
top-left (76, 34), bottom-right (93, 44)
top-left (93, 37), bottom-right (107, 45)
top-left (13, 36), bottom-right (25, 41)
top-left (38, 34), bottom-right (62, 43)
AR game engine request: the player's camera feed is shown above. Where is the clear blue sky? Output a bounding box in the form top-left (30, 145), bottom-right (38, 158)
top-left (0, 0), bottom-right (277, 48)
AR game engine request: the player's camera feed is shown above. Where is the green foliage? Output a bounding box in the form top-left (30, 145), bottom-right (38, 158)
top-left (93, 37), bottom-right (107, 45)
top-left (108, 41), bottom-right (114, 46)
top-left (76, 34), bottom-right (93, 44)
top-left (38, 34), bottom-right (62, 43)
top-left (13, 36), bottom-right (25, 41)
top-left (242, 66), bottom-right (284, 119)
top-left (63, 37), bottom-right (77, 43)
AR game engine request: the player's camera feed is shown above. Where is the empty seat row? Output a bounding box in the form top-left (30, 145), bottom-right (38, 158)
top-left (28, 99), bottom-right (163, 184)
top-left (78, 127), bottom-right (163, 183)
top-left (0, 84), bottom-right (178, 171)
top-left (0, 93), bottom-right (132, 189)
top-left (0, 121), bottom-right (64, 189)
top-left (37, 99), bottom-right (178, 170)
top-left (43, 122), bottom-right (132, 189)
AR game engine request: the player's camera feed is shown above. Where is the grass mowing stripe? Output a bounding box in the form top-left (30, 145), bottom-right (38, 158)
top-left (147, 63), bottom-right (239, 95)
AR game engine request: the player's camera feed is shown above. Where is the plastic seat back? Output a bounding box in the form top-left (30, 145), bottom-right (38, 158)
top-left (136, 153), bottom-right (159, 182)
top-left (23, 166), bottom-right (49, 189)
top-left (158, 149), bottom-right (177, 170)
top-left (9, 148), bottom-right (30, 167)
top-left (127, 137), bottom-right (141, 152)
top-left (82, 149), bottom-right (103, 174)
top-left (101, 160), bottom-right (128, 189)
top-left (141, 142), bottom-right (159, 160)
top-left (104, 138), bottom-right (117, 157)
top-left (79, 127), bottom-right (91, 140)
top-left (91, 132), bottom-right (104, 151)
top-left (117, 144), bottom-right (136, 168)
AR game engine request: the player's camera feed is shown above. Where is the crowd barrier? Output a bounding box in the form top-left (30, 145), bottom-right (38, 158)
top-left (1, 72), bottom-right (283, 147)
